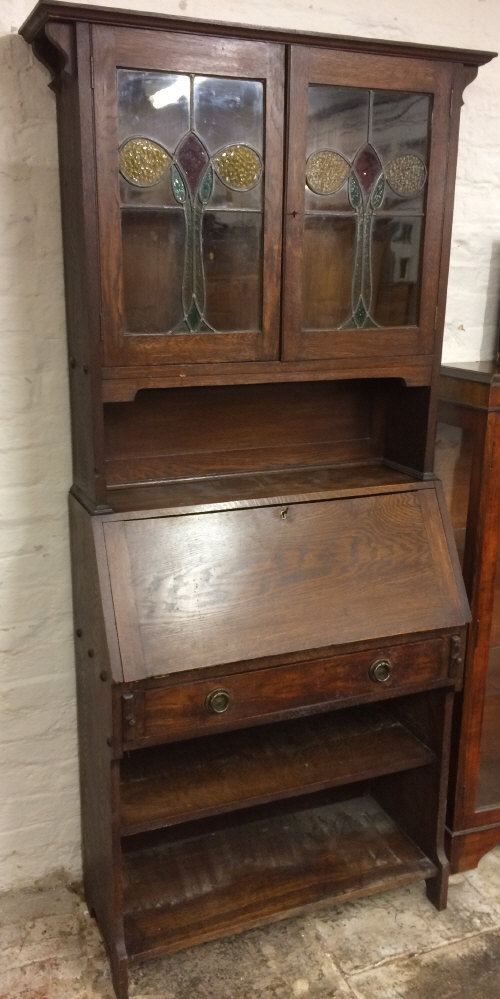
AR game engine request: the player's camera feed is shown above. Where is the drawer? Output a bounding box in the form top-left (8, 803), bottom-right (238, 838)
top-left (121, 636), bottom-right (452, 746)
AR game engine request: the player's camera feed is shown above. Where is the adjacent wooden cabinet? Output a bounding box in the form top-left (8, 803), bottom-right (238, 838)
top-left (21, 4), bottom-right (494, 997)
top-left (436, 363), bottom-right (500, 871)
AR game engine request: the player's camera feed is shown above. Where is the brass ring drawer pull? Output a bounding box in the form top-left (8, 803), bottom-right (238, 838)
top-left (369, 658), bottom-right (393, 683)
top-left (205, 687), bottom-right (232, 714)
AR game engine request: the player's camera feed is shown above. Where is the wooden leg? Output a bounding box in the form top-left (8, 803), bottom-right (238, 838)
top-left (425, 861), bottom-right (449, 911)
top-left (110, 940), bottom-right (129, 999)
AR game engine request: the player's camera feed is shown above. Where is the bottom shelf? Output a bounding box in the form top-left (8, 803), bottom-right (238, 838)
top-left (122, 793), bottom-right (437, 960)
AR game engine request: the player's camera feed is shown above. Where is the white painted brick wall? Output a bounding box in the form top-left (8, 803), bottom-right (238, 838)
top-left (0, 0), bottom-right (499, 891)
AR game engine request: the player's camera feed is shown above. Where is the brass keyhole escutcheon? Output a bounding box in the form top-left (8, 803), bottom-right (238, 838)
top-left (369, 658), bottom-right (393, 683)
top-left (280, 507), bottom-right (288, 520)
top-left (205, 687), bottom-right (232, 714)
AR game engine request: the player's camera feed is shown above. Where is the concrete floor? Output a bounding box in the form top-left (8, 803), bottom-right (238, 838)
top-left (2, 848), bottom-right (500, 999)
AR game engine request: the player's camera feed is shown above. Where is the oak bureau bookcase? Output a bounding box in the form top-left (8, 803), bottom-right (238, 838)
top-left (20, 3), bottom-right (494, 997)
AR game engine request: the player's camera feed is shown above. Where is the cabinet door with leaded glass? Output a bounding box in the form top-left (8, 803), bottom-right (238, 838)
top-left (92, 27), bottom-right (284, 366)
top-left (283, 46), bottom-right (454, 363)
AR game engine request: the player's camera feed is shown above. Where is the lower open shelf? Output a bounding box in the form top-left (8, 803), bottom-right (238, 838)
top-left (122, 793), bottom-right (438, 961)
top-left (120, 707), bottom-right (435, 835)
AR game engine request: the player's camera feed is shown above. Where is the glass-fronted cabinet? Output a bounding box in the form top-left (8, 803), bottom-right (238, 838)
top-left (283, 47), bottom-right (452, 361)
top-left (93, 29), bottom-right (284, 365)
top-left (88, 29), bottom-right (458, 369)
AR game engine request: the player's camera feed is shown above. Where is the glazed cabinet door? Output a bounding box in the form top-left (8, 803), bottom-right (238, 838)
top-left (282, 46), bottom-right (454, 362)
top-left (92, 26), bottom-right (284, 366)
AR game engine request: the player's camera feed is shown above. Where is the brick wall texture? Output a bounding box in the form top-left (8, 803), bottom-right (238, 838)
top-left (0, 0), bottom-right (499, 890)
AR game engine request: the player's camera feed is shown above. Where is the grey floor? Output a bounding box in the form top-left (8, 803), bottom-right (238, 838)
top-left (2, 847), bottom-right (500, 999)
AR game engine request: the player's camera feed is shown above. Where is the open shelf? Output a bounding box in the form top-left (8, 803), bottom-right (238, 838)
top-left (120, 707), bottom-right (435, 835)
top-left (122, 793), bottom-right (437, 960)
top-left (105, 461), bottom-right (418, 515)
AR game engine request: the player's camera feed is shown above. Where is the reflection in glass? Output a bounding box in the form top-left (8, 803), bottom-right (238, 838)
top-left (302, 217), bottom-right (356, 330)
top-left (304, 85), bottom-right (430, 331)
top-left (203, 213), bottom-right (262, 331)
top-left (117, 69), bottom-right (264, 334)
top-left (122, 210), bottom-right (185, 333)
top-left (477, 526), bottom-right (500, 809)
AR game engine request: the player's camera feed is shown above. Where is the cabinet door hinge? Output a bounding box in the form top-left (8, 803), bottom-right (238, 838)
top-left (449, 86), bottom-right (455, 116)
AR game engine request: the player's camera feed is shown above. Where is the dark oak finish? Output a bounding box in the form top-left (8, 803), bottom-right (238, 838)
top-left (120, 707), bottom-right (436, 834)
top-left (121, 795), bottom-right (438, 960)
top-left (103, 489), bottom-right (466, 679)
top-left (20, 5), bottom-right (493, 997)
top-left (436, 363), bottom-right (500, 871)
top-left (123, 635), bottom-right (454, 747)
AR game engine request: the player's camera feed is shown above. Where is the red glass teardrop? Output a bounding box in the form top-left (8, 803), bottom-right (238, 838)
top-left (175, 132), bottom-right (210, 197)
top-left (353, 144), bottom-right (382, 194)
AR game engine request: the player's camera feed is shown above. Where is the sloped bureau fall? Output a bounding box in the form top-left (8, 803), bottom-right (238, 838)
top-left (20, 4), bottom-right (494, 997)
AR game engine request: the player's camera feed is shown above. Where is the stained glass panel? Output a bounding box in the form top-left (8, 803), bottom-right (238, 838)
top-left (303, 83), bottom-right (430, 331)
top-left (117, 69), bottom-right (264, 335)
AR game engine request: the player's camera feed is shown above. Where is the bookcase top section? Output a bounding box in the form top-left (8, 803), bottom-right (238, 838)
top-left (20, 1), bottom-right (496, 68)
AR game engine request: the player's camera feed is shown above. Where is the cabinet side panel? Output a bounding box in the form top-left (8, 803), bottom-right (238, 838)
top-left (69, 496), bottom-right (126, 976)
top-left (56, 25), bottom-right (105, 505)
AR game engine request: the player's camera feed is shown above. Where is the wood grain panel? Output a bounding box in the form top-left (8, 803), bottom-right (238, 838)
top-left (122, 795), bottom-right (436, 959)
top-left (104, 488), bottom-right (467, 680)
top-left (120, 706), bottom-right (434, 834)
top-left (137, 637), bottom-right (449, 745)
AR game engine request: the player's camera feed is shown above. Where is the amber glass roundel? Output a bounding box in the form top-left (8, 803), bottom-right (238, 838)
top-left (213, 144), bottom-right (262, 191)
top-left (119, 138), bottom-right (172, 187)
top-left (306, 150), bottom-right (350, 195)
top-left (385, 154), bottom-right (427, 197)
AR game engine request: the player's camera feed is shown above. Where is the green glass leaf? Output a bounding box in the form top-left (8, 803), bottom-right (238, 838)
top-left (349, 174), bottom-right (362, 209)
top-left (172, 165), bottom-right (187, 203)
top-left (186, 297), bottom-right (203, 332)
top-left (354, 299), bottom-right (368, 327)
top-left (371, 174), bottom-right (385, 209)
top-left (198, 166), bottom-right (214, 205)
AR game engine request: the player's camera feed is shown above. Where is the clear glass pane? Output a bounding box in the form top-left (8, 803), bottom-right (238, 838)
top-left (121, 209), bottom-right (185, 333)
top-left (118, 70), bottom-right (190, 148)
top-left (194, 77), bottom-right (263, 154)
top-left (307, 85), bottom-right (369, 161)
top-left (371, 217), bottom-right (422, 326)
top-left (302, 216), bottom-right (356, 330)
top-left (203, 211), bottom-right (262, 331)
top-left (434, 421), bottom-right (473, 564)
top-left (373, 91), bottom-right (430, 213)
top-left (477, 527), bottom-right (500, 809)
top-left (372, 91), bottom-right (430, 166)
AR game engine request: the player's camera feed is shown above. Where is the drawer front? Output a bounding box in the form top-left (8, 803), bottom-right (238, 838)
top-left (122, 637), bottom-right (452, 745)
